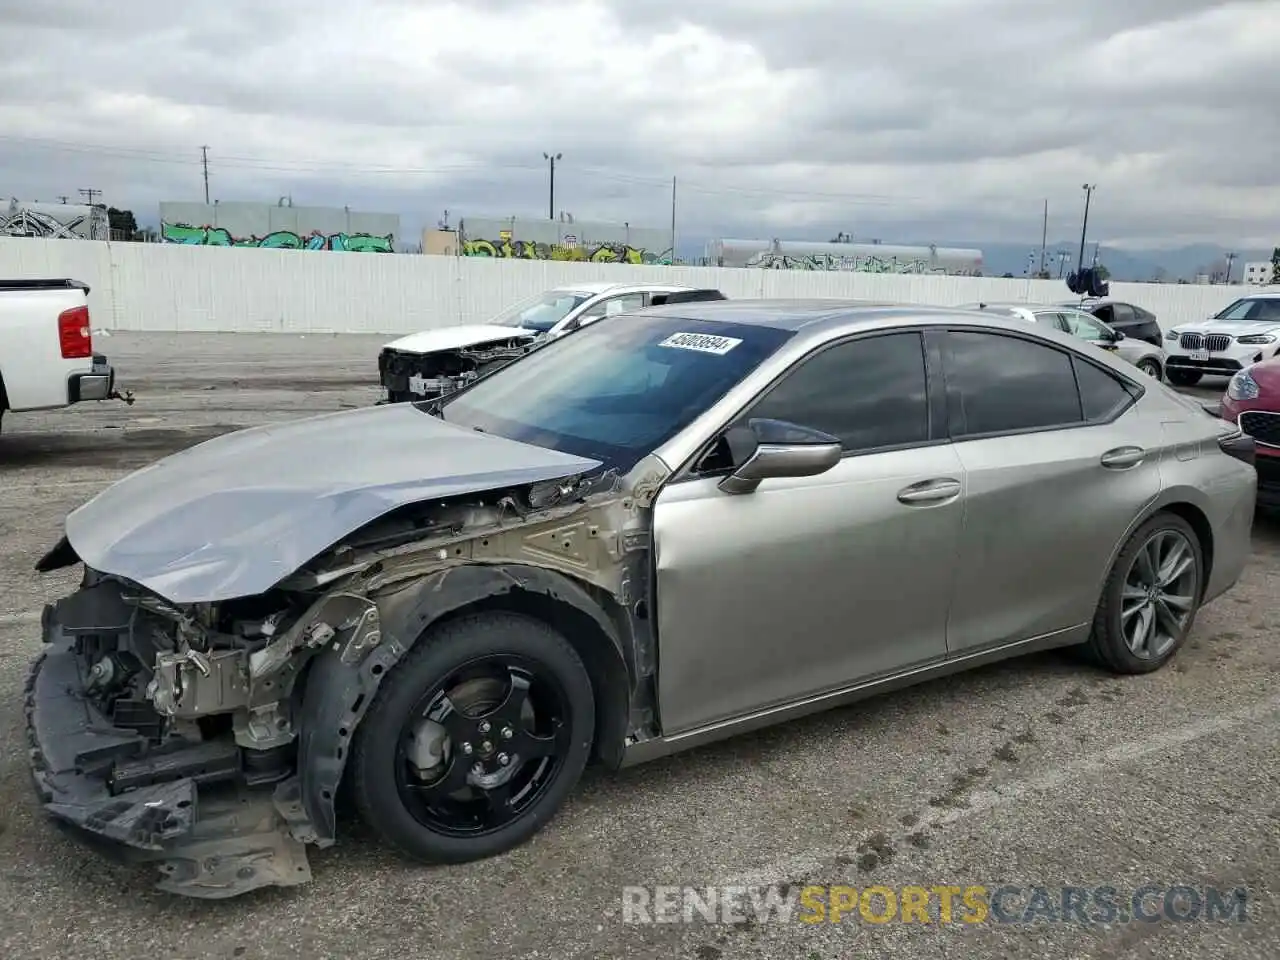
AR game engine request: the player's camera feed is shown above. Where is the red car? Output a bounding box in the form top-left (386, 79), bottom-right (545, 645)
top-left (1222, 360), bottom-right (1280, 506)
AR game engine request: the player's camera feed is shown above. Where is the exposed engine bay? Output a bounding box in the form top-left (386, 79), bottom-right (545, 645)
top-left (27, 458), bottom-right (666, 898)
top-left (378, 337), bottom-right (538, 402)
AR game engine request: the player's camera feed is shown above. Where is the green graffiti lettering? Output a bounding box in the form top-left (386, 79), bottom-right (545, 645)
top-left (161, 221), bottom-right (394, 252)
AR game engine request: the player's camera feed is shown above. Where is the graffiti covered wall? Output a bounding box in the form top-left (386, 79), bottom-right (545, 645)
top-left (159, 201), bottom-right (398, 252)
top-left (1, 200), bottom-right (108, 240)
top-left (459, 217), bottom-right (672, 265)
top-left (707, 239), bottom-right (985, 275)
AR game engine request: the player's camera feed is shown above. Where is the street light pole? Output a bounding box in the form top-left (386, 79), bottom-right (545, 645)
top-left (543, 152), bottom-right (561, 220)
top-left (1076, 184), bottom-right (1095, 274)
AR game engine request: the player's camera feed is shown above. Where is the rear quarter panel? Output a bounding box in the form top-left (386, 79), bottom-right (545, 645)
top-left (0, 289), bottom-right (91, 410)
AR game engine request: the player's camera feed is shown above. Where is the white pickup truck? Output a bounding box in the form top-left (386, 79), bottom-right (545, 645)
top-left (0, 278), bottom-right (128, 432)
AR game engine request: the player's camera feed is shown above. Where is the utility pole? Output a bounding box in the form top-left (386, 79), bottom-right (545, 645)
top-left (78, 188), bottom-right (101, 206)
top-left (1224, 251), bottom-right (1236, 284)
top-left (1038, 198), bottom-right (1048, 277)
top-left (201, 146), bottom-right (210, 204)
top-left (1076, 184), bottom-right (1095, 274)
top-left (669, 176), bottom-right (677, 265)
top-left (56, 195), bottom-right (69, 204)
top-left (543, 152), bottom-right (561, 220)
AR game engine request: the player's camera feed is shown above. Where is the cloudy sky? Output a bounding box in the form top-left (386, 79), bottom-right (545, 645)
top-left (1, 0), bottom-right (1277, 251)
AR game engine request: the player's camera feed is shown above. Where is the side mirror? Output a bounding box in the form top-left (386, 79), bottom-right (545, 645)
top-left (718, 418), bottom-right (843, 495)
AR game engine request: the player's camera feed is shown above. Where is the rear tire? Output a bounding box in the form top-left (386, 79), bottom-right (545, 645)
top-left (1166, 369), bottom-right (1202, 387)
top-left (1083, 513), bottom-right (1204, 674)
top-left (350, 612), bottom-right (595, 864)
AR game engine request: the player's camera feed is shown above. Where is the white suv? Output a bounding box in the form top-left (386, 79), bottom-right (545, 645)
top-left (1163, 291), bottom-right (1280, 387)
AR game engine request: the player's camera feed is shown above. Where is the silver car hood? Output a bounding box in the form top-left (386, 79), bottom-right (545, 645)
top-left (63, 404), bottom-right (602, 604)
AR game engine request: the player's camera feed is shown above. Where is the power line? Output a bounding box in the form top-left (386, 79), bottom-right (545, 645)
top-left (78, 187), bottom-right (100, 206)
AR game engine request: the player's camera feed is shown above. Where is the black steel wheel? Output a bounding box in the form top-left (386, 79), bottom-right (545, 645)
top-left (350, 612), bottom-right (594, 863)
top-left (1083, 512), bottom-right (1204, 674)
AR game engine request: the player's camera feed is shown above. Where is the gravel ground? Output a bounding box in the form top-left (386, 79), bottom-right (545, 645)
top-left (0, 332), bottom-right (1275, 960)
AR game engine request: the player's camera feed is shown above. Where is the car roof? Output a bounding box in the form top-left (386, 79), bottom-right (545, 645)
top-left (556, 281), bottom-right (694, 296)
top-left (631, 298), bottom-right (1092, 337)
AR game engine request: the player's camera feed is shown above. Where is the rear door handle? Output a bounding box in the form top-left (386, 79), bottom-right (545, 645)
top-left (1101, 446), bottom-right (1146, 468)
top-left (897, 478), bottom-right (962, 504)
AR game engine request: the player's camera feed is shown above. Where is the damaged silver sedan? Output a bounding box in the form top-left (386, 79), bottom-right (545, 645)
top-left (27, 301), bottom-right (1257, 898)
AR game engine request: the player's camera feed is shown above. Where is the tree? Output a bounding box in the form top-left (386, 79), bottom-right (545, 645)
top-left (106, 206), bottom-right (139, 240)
top-left (1271, 247), bottom-right (1280, 285)
top-left (1094, 264), bottom-right (1110, 282)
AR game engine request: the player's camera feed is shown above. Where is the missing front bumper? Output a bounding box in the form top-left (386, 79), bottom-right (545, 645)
top-left (24, 641), bottom-right (313, 898)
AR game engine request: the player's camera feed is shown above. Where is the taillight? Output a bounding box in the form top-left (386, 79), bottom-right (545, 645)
top-left (1218, 427), bottom-right (1256, 466)
top-left (58, 305), bottom-right (92, 359)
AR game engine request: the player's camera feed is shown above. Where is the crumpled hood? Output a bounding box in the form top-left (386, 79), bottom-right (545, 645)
top-left (383, 324), bottom-right (540, 355)
top-left (63, 404), bottom-right (601, 604)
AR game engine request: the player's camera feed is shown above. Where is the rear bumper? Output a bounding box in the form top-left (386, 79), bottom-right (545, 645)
top-left (23, 613), bottom-right (312, 898)
top-left (68, 353), bottom-right (114, 403)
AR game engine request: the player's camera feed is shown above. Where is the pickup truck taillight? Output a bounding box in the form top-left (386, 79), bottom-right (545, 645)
top-left (58, 305), bottom-right (92, 359)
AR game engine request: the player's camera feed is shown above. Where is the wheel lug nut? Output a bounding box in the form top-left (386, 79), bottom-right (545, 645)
top-left (478, 721), bottom-right (491, 734)
top-left (498, 753), bottom-right (510, 766)
top-left (500, 726), bottom-right (513, 740)
top-left (461, 742), bottom-right (473, 755)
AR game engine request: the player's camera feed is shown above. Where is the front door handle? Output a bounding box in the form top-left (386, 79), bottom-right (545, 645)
top-left (897, 478), bottom-right (962, 504)
top-left (1101, 446), bottom-right (1146, 469)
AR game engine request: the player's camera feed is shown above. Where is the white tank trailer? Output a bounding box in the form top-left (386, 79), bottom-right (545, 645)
top-left (706, 238), bottom-right (984, 275)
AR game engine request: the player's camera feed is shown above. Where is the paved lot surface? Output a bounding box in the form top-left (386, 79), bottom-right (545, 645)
top-left (0, 333), bottom-right (1276, 960)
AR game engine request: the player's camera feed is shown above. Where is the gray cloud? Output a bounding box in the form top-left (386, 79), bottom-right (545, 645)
top-left (0, 0), bottom-right (1276, 251)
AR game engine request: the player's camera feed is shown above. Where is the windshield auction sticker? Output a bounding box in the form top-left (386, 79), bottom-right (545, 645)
top-left (657, 332), bottom-right (743, 355)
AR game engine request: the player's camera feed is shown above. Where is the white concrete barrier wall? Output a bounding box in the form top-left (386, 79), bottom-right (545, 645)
top-left (0, 237), bottom-right (1251, 335)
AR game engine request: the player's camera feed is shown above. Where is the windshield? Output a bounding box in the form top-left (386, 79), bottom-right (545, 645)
top-left (489, 289), bottom-right (592, 332)
top-left (1213, 298), bottom-right (1280, 322)
top-left (437, 313), bottom-right (795, 473)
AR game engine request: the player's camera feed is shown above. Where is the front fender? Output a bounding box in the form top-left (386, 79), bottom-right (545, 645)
top-left (294, 563), bottom-right (630, 844)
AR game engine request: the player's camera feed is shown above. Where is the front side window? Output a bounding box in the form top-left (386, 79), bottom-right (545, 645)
top-left (944, 331), bottom-right (1081, 437)
top-left (489, 290), bottom-right (592, 332)
top-left (437, 315), bottom-right (794, 473)
top-left (743, 332), bottom-right (931, 452)
top-left (1061, 311), bottom-right (1111, 340)
top-left (576, 293), bottom-right (646, 325)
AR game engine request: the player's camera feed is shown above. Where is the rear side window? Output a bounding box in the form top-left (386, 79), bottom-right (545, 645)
top-left (943, 331), bottom-right (1081, 437)
top-left (1074, 358), bottom-right (1138, 421)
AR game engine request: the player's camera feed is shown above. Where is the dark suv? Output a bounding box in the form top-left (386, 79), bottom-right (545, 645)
top-left (1059, 299), bottom-right (1162, 347)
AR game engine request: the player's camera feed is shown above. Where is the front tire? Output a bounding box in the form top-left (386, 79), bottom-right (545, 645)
top-left (1084, 513), bottom-right (1204, 674)
top-left (1136, 358), bottom-right (1162, 380)
top-left (350, 612), bottom-right (595, 864)
top-left (1166, 369), bottom-right (1202, 387)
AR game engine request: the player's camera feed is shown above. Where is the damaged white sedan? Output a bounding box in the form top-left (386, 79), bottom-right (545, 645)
top-left (28, 300), bottom-right (1256, 898)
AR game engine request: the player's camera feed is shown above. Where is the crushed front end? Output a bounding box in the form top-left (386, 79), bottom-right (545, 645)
top-left (24, 568), bottom-right (364, 898)
top-left (378, 338), bottom-right (537, 403)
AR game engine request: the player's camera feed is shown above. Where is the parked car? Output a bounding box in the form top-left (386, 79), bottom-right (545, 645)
top-left (0, 278), bottom-right (130, 432)
top-left (1221, 360), bottom-right (1280, 507)
top-left (29, 301), bottom-right (1256, 899)
top-left (377, 283), bottom-right (727, 402)
top-left (1162, 292), bottom-right (1280, 386)
top-left (1059, 298), bottom-right (1163, 347)
top-left (958, 302), bottom-right (1166, 378)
